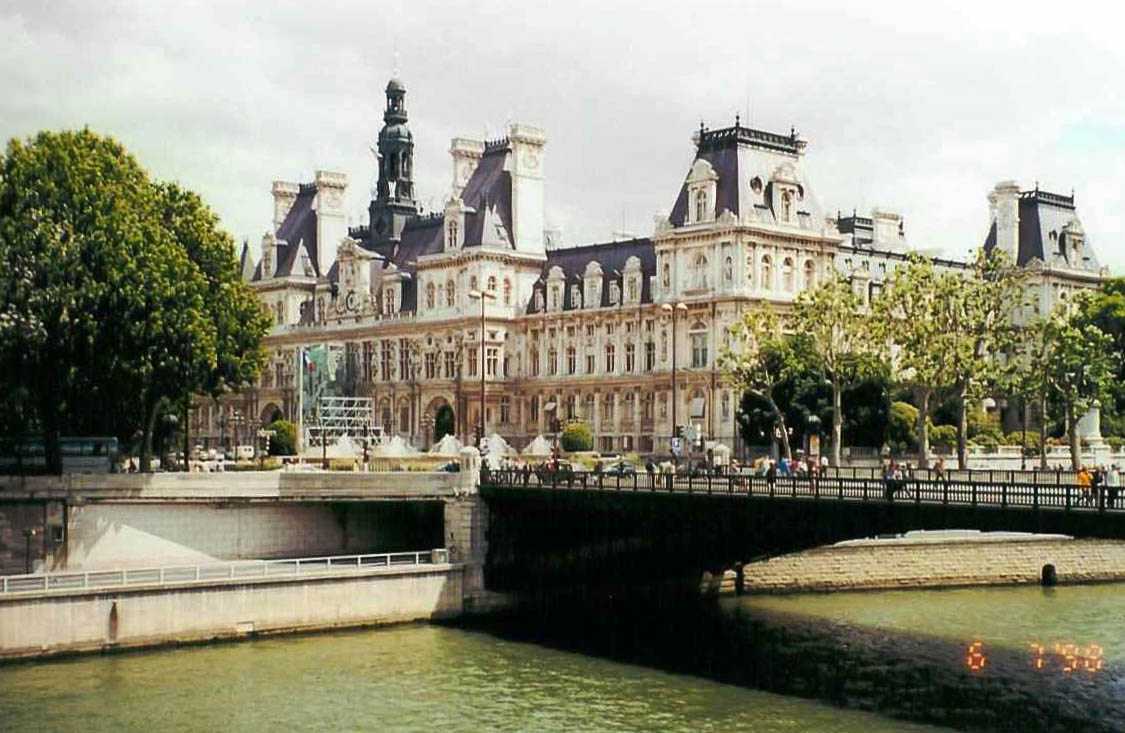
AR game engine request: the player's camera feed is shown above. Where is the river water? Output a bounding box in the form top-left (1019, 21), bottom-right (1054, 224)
top-left (3, 583), bottom-right (1124, 732)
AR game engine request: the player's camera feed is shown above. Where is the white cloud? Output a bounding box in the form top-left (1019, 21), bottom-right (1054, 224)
top-left (1, 0), bottom-right (1122, 270)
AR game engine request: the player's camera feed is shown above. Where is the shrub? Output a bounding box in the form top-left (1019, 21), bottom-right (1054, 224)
top-left (1107, 436), bottom-right (1125, 449)
top-left (967, 407), bottom-right (1003, 442)
top-left (969, 433), bottom-right (1000, 448)
top-left (560, 421), bottom-right (593, 452)
top-left (888, 401), bottom-right (919, 455)
top-left (1005, 431), bottom-right (1041, 455)
top-left (930, 425), bottom-right (957, 452)
top-left (267, 420), bottom-right (297, 456)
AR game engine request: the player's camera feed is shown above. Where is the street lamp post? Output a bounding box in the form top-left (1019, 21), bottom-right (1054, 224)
top-left (469, 289), bottom-right (497, 447)
top-left (661, 302), bottom-right (688, 463)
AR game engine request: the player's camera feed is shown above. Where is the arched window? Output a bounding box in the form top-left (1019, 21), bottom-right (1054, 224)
top-left (446, 280), bottom-right (455, 307)
top-left (723, 256), bottom-right (733, 284)
top-left (603, 394), bottom-right (615, 421)
top-left (694, 189), bottom-right (708, 222)
top-left (783, 257), bottom-right (794, 291)
top-left (583, 393), bottom-right (595, 419)
top-left (662, 262), bottom-right (671, 289)
top-left (746, 256), bottom-right (754, 287)
top-left (425, 283), bottom-right (435, 310)
top-left (470, 275), bottom-right (479, 293)
top-left (566, 394), bottom-right (577, 420)
top-left (625, 342), bottom-right (636, 373)
top-left (693, 254), bottom-right (709, 289)
top-left (760, 256), bottom-right (772, 290)
top-left (502, 278), bottom-right (512, 306)
top-left (487, 275), bottom-right (497, 294)
top-left (804, 260), bottom-right (817, 290)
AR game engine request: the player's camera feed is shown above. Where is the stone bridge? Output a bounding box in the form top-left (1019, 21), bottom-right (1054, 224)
top-left (479, 470), bottom-right (1125, 593)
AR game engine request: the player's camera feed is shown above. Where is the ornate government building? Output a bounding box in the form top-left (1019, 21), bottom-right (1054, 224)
top-left (193, 77), bottom-right (1108, 455)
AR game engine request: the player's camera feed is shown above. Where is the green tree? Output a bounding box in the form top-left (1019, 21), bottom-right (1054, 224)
top-left (1075, 277), bottom-right (1125, 436)
top-left (791, 275), bottom-right (882, 466)
top-left (887, 401), bottom-right (919, 455)
top-left (560, 421), bottom-right (593, 452)
top-left (936, 249), bottom-right (1026, 469)
top-left (721, 308), bottom-right (795, 460)
top-left (267, 419), bottom-right (297, 456)
top-left (0, 129), bottom-right (269, 472)
top-left (872, 255), bottom-right (949, 468)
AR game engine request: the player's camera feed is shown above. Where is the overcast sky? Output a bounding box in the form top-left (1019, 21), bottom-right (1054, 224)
top-left (2, 0), bottom-right (1122, 270)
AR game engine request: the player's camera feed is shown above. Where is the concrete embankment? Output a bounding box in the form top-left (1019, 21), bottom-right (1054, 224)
top-left (0, 564), bottom-right (464, 661)
top-left (718, 533), bottom-right (1125, 594)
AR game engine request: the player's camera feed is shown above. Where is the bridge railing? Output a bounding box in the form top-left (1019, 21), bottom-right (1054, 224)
top-left (0, 550), bottom-right (447, 595)
top-left (822, 467), bottom-right (1080, 485)
top-left (483, 469), bottom-right (1119, 514)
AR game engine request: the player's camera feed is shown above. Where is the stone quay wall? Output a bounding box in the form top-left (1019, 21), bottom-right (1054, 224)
top-left (0, 564), bottom-right (464, 660)
top-left (721, 537), bottom-right (1125, 594)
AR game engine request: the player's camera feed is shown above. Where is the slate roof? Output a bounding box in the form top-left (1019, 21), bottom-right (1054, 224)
top-left (526, 238), bottom-right (656, 314)
top-left (983, 189), bottom-right (1099, 272)
top-left (458, 145), bottom-right (514, 248)
top-left (251, 185), bottom-right (320, 281)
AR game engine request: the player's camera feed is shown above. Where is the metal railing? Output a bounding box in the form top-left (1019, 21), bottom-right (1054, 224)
top-left (1, 550), bottom-right (444, 595)
top-left (484, 469), bottom-right (1125, 515)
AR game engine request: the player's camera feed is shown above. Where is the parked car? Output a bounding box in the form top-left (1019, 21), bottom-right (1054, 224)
top-left (606, 462), bottom-right (637, 476)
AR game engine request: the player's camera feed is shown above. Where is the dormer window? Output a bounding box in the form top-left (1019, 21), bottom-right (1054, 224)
top-left (627, 277), bottom-right (638, 303)
top-left (782, 191), bottom-right (793, 222)
top-left (570, 284), bottom-right (581, 308)
top-left (609, 282), bottom-right (620, 305)
top-left (549, 285), bottom-right (560, 311)
top-left (447, 220), bottom-right (459, 248)
top-left (383, 287), bottom-right (396, 315)
top-left (685, 158), bottom-right (719, 225)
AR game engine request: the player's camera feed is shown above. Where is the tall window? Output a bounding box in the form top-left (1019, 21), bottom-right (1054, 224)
top-left (446, 280), bottom-right (455, 307)
top-left (399, 399), bottom-right (410, 434)
top-left (425, 283), bottom-right (435, 309)
top-left (530, 396), bottom-right (539, 423)
top-left (399, 339), bottom-right (410, 379)
top-left (499, 396), bottom-right (510, 423)
top-left (782, 190), bottom-right (792, 221)
top-left (605, 343), bottom-right (616, 373)
top-left (363, 341), bottom-right (374, 381)
top-left (486, 347), bottom-right (498, 377)
top-left (548, 347), bottom-right (558, 375)
top-left (380, 341), bottom-right (394, 381)
top-left (444, 350), bottom-right (456, 378)
top-left (662, 262), bottom-right (671, 289)
top-left (566, 395), bottom-right (576, 420)
top-left (567, 346), bottom-right (577, 374)
top-left (694, 189), bottom-right (708, 222)
top-left (723, 256), bottom-right (733, 284)
top-left (467, 346), bottom-right (478, 377)
top-left (470, 275), bottom-right (478, 292)
top-left (783, 257), bottom-right (794, 291)
top-left (447, 219), bottom-right (459, 247)
top-left (760, 256), bottom-right (772, 290)
top-left (383, 288), bottom-right (396, 315)
top-left (424, 352), bottom-right (437, 380)
top-left (502, 278), bottom-right (512, 305)
top-left (690, 323), bottom-right (709, 368)
top-left (583, 393), bottom-right (595, 420)
top-left (625, 342), bottom-right (636, 373)
top-left (645, 341), bottom-right (655, 372)
top-left (603, 394), bottom-right (615, 421)
top-left (627, 277), bottom-right (638, 302)
top-left (721, 391), bottom-right (730, 419)
top-left (530, 348), bottom-right (540, 377)
top-left (487, 275), bottom-right (497, 294)
top-left (585, 351), bottom-right (595, 375)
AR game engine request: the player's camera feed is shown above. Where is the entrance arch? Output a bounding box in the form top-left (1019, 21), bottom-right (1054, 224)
top-left (260, 403), bottom-right (283, 426)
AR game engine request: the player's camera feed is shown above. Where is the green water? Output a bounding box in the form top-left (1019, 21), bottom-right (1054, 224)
top-left (736, 582), bottom-right (1125, 659)
top-left (0, 623), bottom-right (940, 732)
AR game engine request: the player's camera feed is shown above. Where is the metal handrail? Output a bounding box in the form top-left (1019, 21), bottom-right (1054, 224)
top-left (485, 469), bottom-right (1122, 515)
top-left (1, 550), bottom-right (443, 595)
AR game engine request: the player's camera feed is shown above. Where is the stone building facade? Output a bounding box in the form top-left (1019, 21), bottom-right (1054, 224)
top-left (192, 77), bottom-right (1108, 456)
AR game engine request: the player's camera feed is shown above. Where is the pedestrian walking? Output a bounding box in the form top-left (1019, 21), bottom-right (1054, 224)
top-left (1108, 463), bottom-right (1120, 509)
top-left (1078, 466), bottom-right (1093, 506)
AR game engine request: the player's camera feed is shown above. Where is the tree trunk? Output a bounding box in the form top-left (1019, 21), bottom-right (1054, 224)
top-left (182, 401), bottom-right (191, 472)
top-left (139, 395), bottom-right (162, 473)
top-left (916, 388), bottom-right (931, 469)
top-left (1038, 391), bottom-right (1048, 470)
top-left (769, 400), bottom-right (792, 461)
top-left (831, 381), bottom-right (843, 467)
top-left (955, 381), bottom-right (968, 471)
top-left (1068, 400), bottom-right (1082, 470)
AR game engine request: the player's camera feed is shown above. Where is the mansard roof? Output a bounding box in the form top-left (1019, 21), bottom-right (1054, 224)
top-left (251, 185), bottom-right (319, 281)
top-left (238, 240), bottom-right (256, 282)
top-left (668, 123), bottom-right (819, 229)
top-left (983, 188), bottom-right (1099, 272)
top-left (526, 238), bottom-right (656, 313)
top-left (458, 145), bottom-right (514, 248)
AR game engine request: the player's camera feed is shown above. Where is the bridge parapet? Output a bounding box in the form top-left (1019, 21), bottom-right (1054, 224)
top-left (0, 471), bottom-right (463, 503)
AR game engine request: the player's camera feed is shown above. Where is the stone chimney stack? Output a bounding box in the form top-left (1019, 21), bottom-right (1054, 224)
top-left (508, 123), bottom-right (547, 257)
top-left (871, 209), bottom-right (902, 248)
top-left (450, 138), bottom-right (485, 198)
top-left (313, 170), bottom-right (348, 277)
top-left (990, 180), bottom-right (1021, 261)
top-left (272, 180), bottom-right (299, 231)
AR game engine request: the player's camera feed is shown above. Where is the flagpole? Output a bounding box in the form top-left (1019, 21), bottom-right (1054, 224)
top-left (296, 346), bottom-right (304, 456)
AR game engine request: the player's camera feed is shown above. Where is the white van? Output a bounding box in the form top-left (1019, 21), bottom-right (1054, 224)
top-left (235, 445), bottom-right (255, 461)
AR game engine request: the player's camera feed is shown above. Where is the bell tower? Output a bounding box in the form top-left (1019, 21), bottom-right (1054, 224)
top-left (369, 76), bottom-right (418, 243)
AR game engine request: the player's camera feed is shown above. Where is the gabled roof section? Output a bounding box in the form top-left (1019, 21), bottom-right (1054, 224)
top-left (526, 238), bottom-right (656, 313)
top-left (983, 189), bottom-right (1099, 272)
top-left (238, 240), bottom-right (256, 282)
top-left (273, 185), bottom-right (319, 277)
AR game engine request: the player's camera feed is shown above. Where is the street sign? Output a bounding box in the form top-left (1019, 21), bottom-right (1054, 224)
top-left (670, 437), bottom-right (682, 456)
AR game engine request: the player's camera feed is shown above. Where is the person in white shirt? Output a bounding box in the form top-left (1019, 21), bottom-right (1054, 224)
top-left (1107, 463), bottom-right (1120, 509)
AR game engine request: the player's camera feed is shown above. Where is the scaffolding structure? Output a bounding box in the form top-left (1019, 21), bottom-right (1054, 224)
top-left (306, 397), bottom-right (378, 445)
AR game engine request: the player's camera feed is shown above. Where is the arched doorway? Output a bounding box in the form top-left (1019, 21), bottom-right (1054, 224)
top-left (435, 404), bottom-right (455, 443)
top-left (260, 403), bottom-right (283, 426)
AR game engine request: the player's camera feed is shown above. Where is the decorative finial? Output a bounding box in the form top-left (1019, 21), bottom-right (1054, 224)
top-left (790, 125), bottom-right (795, 137)
top-left (392, 44), bottom-right (400, 77)
top-left (735, 113), bottom-right (740, 127)
top-left (700, 119), bottom-right (705, 134)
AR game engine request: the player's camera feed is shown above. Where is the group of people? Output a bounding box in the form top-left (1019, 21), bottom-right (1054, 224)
top-left (1076, 464), bottom-right (1121, 508)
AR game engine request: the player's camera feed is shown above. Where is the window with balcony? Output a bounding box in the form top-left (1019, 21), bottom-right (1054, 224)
top-left (690, 323), bottom-right (709, 368)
